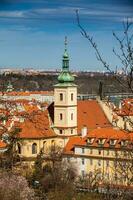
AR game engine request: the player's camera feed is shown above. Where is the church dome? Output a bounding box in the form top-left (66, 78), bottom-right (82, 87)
top-left (58, 71), bottom-right (75, 83)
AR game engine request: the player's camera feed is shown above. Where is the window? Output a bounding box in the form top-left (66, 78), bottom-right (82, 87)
top-left (67, 157), bottom-right (70, 163)
top-left (110, 139), bottom-right (115, 146)
top-left (71, 129), bottom-right (73, 134)
top-left (98, 160), bottom-right (101, 166)
top-left (82, 170), bottom-right (85, 177)
top-left (82, 148), bottom-right (84, 154)
top-left (17, 143), bottom-right (21, 154)
top-left (51, 140), bottom-right (55, 146)
top-left (90, 149), bottom-right (93, 154)
top-left (88, 138), bottom-right (93, 144)
top-left (98, 139), bottom-right (104, 145)
top-left (71, 113), bottom-right (73, 120)
top-left (121, 140), bottom-right (128, 147)
top-left (107, 150), bottom-right (109, 156)
top-left (60, 113), bottom-right (63, 120)
top-left (82, 158), bottom-right (85, 165)
top-left (32, 143), bottom-right (37, 154)
top-left (90, 159), bottom-right (93, 165)
top-left (98, 150), bottom-right (101, 155)
top-left (60, 93), bottom-right (63, 101)
top-left (60, 129), bottom-right (63, 134)
top-left (43, 141), bottom-right (46, 152)
top-left (106, 160), bottom-right (109, 167)
top-left (71, 93), bottom-right (74, 101)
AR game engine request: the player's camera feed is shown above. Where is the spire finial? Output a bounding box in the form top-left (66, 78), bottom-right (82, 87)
top-left (64, 36), bottom-right (67, 50)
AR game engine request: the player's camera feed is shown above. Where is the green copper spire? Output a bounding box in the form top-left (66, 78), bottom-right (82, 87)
top-left (62, 36), bottom-right (69, 71)
top-left (58, 37), bottom-right (75, 83)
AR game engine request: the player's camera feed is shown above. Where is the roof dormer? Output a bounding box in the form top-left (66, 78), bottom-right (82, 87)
top-left (109, 139), bottom-right (116, 147)
top-left (87, 138), bottom-right (94, 145)
top-left (98, 138), bottom-right (105, 146)
top-left (121, 140), bottom-right (128, 147)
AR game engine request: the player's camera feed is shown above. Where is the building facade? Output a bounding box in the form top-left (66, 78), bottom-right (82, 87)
top-left (54, 37), bottom-right (77, 139)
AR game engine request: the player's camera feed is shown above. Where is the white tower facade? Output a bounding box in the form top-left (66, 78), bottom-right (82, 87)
top-left (54, 37), bottom-right (77, 137)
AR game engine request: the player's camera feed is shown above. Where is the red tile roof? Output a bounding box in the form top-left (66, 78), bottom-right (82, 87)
top-left (18, 110), bottom-right (56, 139)
top-left (48, 100), bottom-right (111, 135)
top-left (77, 100), bottom-right (111, 133)
top-left (64, 136), bottom-right (86, 154)
top-left (1, 91), bottom-right (54, 96)
top-left (0, 140), bottom-right (7, 148)
top-left (88, 127), bottom-right (128, 140)
top-left (64, 127), bottom-right (133, 154)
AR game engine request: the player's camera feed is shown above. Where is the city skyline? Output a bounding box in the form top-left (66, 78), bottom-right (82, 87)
top-left (0, 0), bottom-right (133, 71)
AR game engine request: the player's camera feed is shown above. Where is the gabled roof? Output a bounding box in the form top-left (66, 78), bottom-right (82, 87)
top-left (77, 100), bottom-right (111, 133)
top-left (48, 100), bottom-right (111, 134)
top-left (64, 136), bottom-right (86, 154)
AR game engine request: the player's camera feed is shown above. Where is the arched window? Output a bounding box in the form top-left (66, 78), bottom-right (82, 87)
top-left (17, 143), bottom-right (21, 154)
top-left (60, 93), bottom-right (63, 101)
top-left (60, 113), bottom-right (63, 120)
top-left (71, 113), bottom-right (73, 120)
top-left (32, 143), bottom-right (37, 154)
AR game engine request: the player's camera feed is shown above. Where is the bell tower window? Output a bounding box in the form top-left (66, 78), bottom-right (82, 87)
top-left (60, 113), bottom-right (63, 120)
top-left (60, 93), bottom-right (63, 101)
top-left (71, 93), bottom-right (74, 101)
top-left (71, 113), bottom-right (73, 120)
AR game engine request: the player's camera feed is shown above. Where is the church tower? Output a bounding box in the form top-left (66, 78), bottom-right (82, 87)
top-left (54, 37), bottom-right (77, 137)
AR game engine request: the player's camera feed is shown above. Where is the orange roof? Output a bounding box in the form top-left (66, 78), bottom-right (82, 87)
top-left (77, 100), bottom-right (111, 133)
top-left (18, 110), bottom-right (56, 139)
top-left (88, 127), bottom-right (128, 140)
top-left (116, 98), bottom-right (133, 116)
top-left (64, 136), bottom-right (86, 154)
top-left (64, 127), bottom-right (133, 154)
top-left (23, 103), bottom-right (39, 113)
top-left (0, 140), bottom-right (7, 148)
top-left (2, 91), bottom-right (54, 96)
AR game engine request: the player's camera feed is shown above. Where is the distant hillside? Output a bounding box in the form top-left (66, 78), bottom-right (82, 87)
top-left (0, 73), bottom-right (128, 94)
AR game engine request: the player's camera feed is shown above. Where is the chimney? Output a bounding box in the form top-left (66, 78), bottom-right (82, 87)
top-left (81, 126), bottom-right (88, 137)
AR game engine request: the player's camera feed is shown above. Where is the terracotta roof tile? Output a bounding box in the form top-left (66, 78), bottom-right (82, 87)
top-left (77, 100), bottom-right (111, 133)
top-left (64, 136), bottom-right (86, 154)
top-left (18, 110), bottom-right (56, 139)
top-left (64, 127), bottom-right (133, 154)
top-left (0, 140), bottom-right (7, 148)
top-left (3, 91), bottom-right (54, 96)
top-left (87, 127), bottom-right (128, 140)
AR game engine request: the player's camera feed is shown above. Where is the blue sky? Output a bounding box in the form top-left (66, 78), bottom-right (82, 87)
top-left (0, 0), bottom-right (133, 71)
